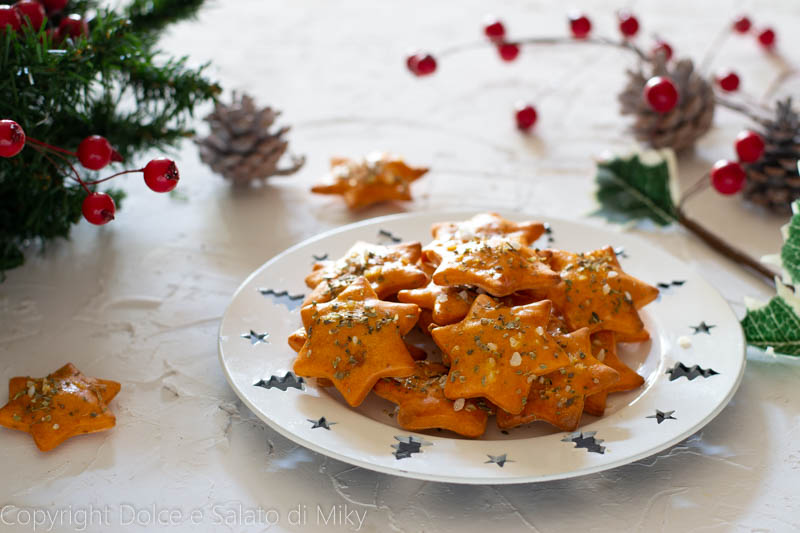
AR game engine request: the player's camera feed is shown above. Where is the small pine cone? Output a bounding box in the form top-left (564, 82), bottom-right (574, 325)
top-left (619, 55), bottom-right (715, 151)
top-left (742, 98), bottom-right (800, 214)
top-left (195, 92), bottom-right (305, 185)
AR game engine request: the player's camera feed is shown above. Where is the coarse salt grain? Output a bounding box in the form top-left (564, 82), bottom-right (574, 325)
top-left (535, 326), bottom-right (544, 336)
top-left (510, 352), bottom-right (522, 367)
top-left (596, 348), bottom-right (606, 362)
top-left (678, 336), bottom-right (692, 349)
top-left (453, 398), bottom-right (465, 412)
top-left (487, 342), bottom-right (498, 352)
top-left (607, 271), bottom-right (619, 278)
top-left (602, 284), bottom-right (611, 295)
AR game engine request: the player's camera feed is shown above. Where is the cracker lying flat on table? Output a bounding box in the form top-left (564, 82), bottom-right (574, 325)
top-left (0, 363), bottom-right (120, 452)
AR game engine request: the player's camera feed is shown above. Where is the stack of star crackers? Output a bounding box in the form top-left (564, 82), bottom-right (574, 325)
top-left (290, 213), bottom-right (658, 437)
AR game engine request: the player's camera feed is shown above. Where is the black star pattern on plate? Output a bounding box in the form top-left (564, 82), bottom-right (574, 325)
top-left (656, 280), bottom-right (686, 290)
top-left (666, 362), bottom-right (719, 381)
top-left (254, 372), bottom-right (306, 392)
top-left (485, 454), bottom-right (513, 467)
top-left (391, 435), bottom-right (431, 460)
top-left (613, 246), bottom-right (628, 258)
top-left (691, 321), bottom-right (716, 334)
top-left (308, 417), bottom-right (336, 430)
top-left (562, 431), bottom-right (605, 454)
top-left (312, 253), bottom-right (329, 262)
top-left (378, 229), bottom-right (402, 243)
top-left (258, 288), bottom-right (305, 310)
top-left (241, 330), bottom-right (269, 345)
top-left (544, 223), bottom-right (554, 245)
top-left (646, 410), bottom-right (676, 424)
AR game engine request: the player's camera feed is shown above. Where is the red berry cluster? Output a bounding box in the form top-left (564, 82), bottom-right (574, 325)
top-left (710, 130), bottom-right (765, 195)
top-left (0, 119), bottom-right (179, 225)
top-left (0, 0), bottom-right (89, 44)
top-left (731, 15), bottom-right (775, 50)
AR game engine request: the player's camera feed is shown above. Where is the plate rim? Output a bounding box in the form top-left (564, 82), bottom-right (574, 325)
top-left (218, 210), bottom-right (747, 484)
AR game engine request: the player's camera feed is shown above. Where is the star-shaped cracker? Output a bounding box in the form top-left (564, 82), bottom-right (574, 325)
top-left (398, 281), bottom-right (477, 326)
top-left (529, 247), bottom-right (659, 336)
top-left (423, 213), bottom-right (547, 268)
top-left (0, 363), bottom-right (120, 452)
top-left (294, 277), bottom-right (420, 406)
top-left (496, 328), bottom-right (620, 431)
top-left (431, 295), bottom-right (570, 414)
top-left (311, 153), bottom-right (428, 210)
top-left (373, 361), bottom-right (489, 438)
top-left (429, 237), bottom-right (560, 297)
top-left (304, 241), bottom-right (428, 307)
top-left (289, 327), bottom-right (427, 361)
top-left (583, 331), bottom-right (645, 416)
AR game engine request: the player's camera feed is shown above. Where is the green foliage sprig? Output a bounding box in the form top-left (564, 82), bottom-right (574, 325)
top-left (0, 0), bottom-right (220, 277)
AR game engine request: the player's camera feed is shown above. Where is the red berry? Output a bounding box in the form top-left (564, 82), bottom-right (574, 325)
top-left (484, 18), bottom-right (505, 42)
top-left (77, 135), bottom-right (113, 170)
top-left (497, 42), bottom-right (519, 62)
top-left (41, 0), bottom-right (66, 12)
top-left (716, 71), bottom-right (740, 92)
top-left (57, 13), bottom-right (87, 40)
top-left (82, 192), bottom-right (115, 225)
top-left (407, 52), bottom-right (436, 76)
top-left (143, 158), bottom-right (179, 193)
top-left (515, 103), bottom-right (537, 131)
top-left (568, 12), bottom-right (591, 39)
top-left (710, 160), bottom-right (745, 195)
top-left (0, 4), bottom-right (22, 33)
top-left (757, 28), bottom-right (775, 49)
top-left (732, 15), bottom-right (751, 34)
top-left (14, 0), bottom-right (44, 30)
top-left (644, 76), bottom-right (679, 114)
top-left (0, 119), bottom-right (25, 157)
top-left (617, 10), bottom-right (639, 38)
top-left (734, 130), bottom-right (765, 163)
top-left (651, 40), bottom-right (673, 61)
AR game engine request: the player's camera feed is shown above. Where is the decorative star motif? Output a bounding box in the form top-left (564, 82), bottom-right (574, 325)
top-left (378, 229), bottom-right (402, 243)
top-left (258, 289), bottom-right (304, 310)
top-left (391, 435), bottom-right (431, 460)
top-left (656, 280), bottom-right (686, 290)
top-left (562, 431), bottom-right (605, 454)
top-left (304, 241), bottom-right (427, 306)
top-left (431, 295), bottom-right (570, 415)
top-left (312, 253), bottom-right (329, 262)
top-left (294, 277), bottom-right (420, 407)
top-left (0, 363), bottom-right (120, 452)
top-left (646, 409), bottom-right (676, 424)
top-left (691, 321), bottom-right (716, 334)
top-left (666, 362), bottom-right (719, 381)
top-left (311, 153), bottom-right (428, 210)
top-left (308, 416), bottom-right (336, 430)
top-left (241, 330), bottom-right (269, 345)
top-left (254, 372), bottom-right (305, 391)
top-left (485, 453), bottom-right (514, 467)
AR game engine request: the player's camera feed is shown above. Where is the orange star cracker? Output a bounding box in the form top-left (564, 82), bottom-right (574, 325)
top-left (584, 331), bottom-right (645, 416)
top-left (304, 241), bottom-right (427, 307)
top-left (373, 361), bottom-right (488, 438)
top-left (311, 153), bottom-right (428, 210)
top-left (431, 295), bottom-right (570, 414)
top-left (0, 363), bottom-right (120, 452)
top-left (294, 277), bottom-right (420, 406)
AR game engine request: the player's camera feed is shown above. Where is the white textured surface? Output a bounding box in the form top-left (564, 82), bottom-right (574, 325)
top-left (1, 1), bottom-right (799, 531)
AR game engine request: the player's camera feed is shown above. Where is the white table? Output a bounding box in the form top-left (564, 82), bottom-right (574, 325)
top-left (1, 1), bottom-right (799, 531)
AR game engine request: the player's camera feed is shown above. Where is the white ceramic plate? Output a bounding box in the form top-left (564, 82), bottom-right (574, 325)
top-left (218, 211), bottom-right (745, 484)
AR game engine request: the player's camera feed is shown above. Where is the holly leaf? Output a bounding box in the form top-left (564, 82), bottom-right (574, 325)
top-left (780, 201), bottom-right (800, 285)
top-left (742, 200), bottom-right (800, 357)
top-left (594, 150), bottom-right (679, 226)
top-left (742, 281), bottom-right (800, 356)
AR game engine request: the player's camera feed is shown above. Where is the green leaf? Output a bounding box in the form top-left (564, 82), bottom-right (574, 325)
top-left (594, 151), bottom-right (679, 226)
top-left (780, 200), bottom-right (800, 285)
top-left (741, 281), bottom-right (800, 356)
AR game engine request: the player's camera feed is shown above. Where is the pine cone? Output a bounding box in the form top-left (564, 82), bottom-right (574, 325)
top-left (743, 98), bottom-right (800, 214)
top-left (619, 54), bottom-right (715, 151)
top-left (195, 92), bottom-right (305, 185)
